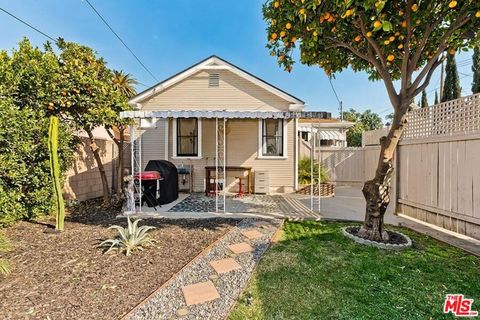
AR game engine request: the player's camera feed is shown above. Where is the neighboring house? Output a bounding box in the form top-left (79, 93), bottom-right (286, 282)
top-left (125, 55), bottom-right (330, 194)
top-left (298, 119), bottom-right (354, 158)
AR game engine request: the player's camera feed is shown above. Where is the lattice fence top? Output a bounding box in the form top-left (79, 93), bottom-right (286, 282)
top-left (403, 93), bottom-right (480, 140)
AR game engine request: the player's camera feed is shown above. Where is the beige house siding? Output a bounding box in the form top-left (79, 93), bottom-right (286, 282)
top-left (140, 70), bottom-right (291, 112)
top-left (140, 119), bottom-right (167, 166)
top-left (165, 118), bottom-right (295, 193)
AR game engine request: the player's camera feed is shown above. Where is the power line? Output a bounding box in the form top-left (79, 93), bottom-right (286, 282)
top-left (328, 77), bottom-right (341, 105)
top-left (84, 0), bottom-right (158, 82)
top-left (0, 7), bottom-right (56, 42)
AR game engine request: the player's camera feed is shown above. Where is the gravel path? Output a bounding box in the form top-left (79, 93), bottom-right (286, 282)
top-left (124, 218), bottom-right (282, 320)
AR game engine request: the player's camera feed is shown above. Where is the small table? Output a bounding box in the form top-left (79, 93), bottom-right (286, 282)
top-left (205, 166), bottom-right (252, 195)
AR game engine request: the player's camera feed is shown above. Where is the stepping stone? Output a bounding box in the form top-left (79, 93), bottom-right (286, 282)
top-left (209, 258), bottom-right (242, 274)
top-left (181, 280), bottom-right (220, 306)
top-left (241, 229), bottom-right (264, 240)
top-left (228, 242), bottom-right (253, 254)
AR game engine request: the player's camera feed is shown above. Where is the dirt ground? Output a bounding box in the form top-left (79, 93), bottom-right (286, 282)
top-left (0, 199), bottom-right (237, 319)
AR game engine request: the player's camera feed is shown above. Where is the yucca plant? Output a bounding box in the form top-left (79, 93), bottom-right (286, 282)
top-left (0, 233), bottom-right (12, 275)
top-left (98, 216), bottom-right (156, 256)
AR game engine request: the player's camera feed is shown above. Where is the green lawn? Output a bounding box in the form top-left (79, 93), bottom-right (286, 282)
top-left (229, 221), bottom-right (480, 320)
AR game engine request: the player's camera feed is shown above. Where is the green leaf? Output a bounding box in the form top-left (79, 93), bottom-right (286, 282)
top-left (382, 21), bottom-right (392, 32)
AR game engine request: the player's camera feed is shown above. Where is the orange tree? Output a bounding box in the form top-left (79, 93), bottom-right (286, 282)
top-left (264, 0), bottom-right (480, 241)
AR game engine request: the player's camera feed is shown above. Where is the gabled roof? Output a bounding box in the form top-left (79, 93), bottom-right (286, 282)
top-left (129, 55), bottom-right (305, 107)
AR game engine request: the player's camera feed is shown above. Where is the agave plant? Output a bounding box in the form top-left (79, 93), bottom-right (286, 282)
top-left (98, 216), bottom-right (156, 256)
top-left (0, 233), bottom-right (12, 275)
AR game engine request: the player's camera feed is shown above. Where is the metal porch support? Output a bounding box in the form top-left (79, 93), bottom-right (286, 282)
top-left (128, 120), bottom-right (142, 214)
top-left (310, 123), bottom-right (315, 211)
top-left (317, 121), bottom-right (321, 213)
top-left (215, 117), bottom-right (226, 213)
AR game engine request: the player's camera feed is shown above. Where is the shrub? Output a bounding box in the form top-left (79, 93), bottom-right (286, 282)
top-left (98, 217), bottom-right (156, 256)
top-left (0, 99), bottom-right (76, 226)
top-left (298, 157), bottom-right (329, 185)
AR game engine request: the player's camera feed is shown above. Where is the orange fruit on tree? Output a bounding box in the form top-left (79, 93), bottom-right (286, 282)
top-left (373, 20), bottom-right (382, 28)
top-left (389, 36), bottom-right (395, 41)
top-left (398, 44), bottom-right (404, 49)
top-left (324, 12), bottom-right (331, 19)
top-left (299, 8), bottom-right (306, 15)
top-left (271, 32), bottom-right (278, 40)
top-left (286, 22), bottom-right (292, 29)
top-left (384, 40), bottom-right (390, 45)
top-left (328, 16), bottom-right (335, 23)
top-left (398, 10), bottom-right (404, 16)
top-left (274, 1), bottom-right (280, 8)
top-left (291, 37), bottom-right (297, 42)
top-left (476, 11), bottom-right (480, 18)
top-left (313, 31), bottom-right (318, 36)
top-left (449, 48), bottom-right (456, 55)
top-left (279, 55), bottom-right (285, 61)
top-left (355, 35), bottom-right (361, 42)
top-left (345, 9), bottom-right (353, 17)
top-left (280, 31), bottom-right (286, 37)
top-left (401, 20), bottom-right (407, 28)
top-left (448, 1), bottom-right (457, 8)
top-left (366, 31), bottom-right (372, 37)
top-left (387, 54), bottom-right (395, 62)
top-left (411, 4), bottom-right (418, 12)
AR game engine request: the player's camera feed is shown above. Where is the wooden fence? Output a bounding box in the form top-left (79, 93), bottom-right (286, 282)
top-left (397, 93), bottom-right (480, 239)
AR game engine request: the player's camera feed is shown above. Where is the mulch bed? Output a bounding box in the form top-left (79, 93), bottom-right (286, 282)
top-left (346, 226), bottom-right (409, 245)
top-left (0, 199), bottom-right (237, 320)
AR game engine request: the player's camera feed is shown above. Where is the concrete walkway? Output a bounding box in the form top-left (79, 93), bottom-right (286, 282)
top-left (295, 186), bottom-right (400, 225)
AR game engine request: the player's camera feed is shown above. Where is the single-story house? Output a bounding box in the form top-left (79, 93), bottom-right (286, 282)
top-left (122, 55), bottom-right (330, 204)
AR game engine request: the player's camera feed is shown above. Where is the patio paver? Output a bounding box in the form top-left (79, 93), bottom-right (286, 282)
top-left (228, 242), bottom-right (253, 254)
top-left (209, 258), bottom-right (242, 274)
top-left (241, 229), bottom-right (264, 240)
top-left (181, 280), bottom-right (220, 306)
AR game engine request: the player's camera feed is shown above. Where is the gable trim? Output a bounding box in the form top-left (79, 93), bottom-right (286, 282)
top-left (129, 55), bottom-right (305, 107)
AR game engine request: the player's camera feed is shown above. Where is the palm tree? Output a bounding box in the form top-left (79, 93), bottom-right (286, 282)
top-left (112, 70), bottom-right (138, 98)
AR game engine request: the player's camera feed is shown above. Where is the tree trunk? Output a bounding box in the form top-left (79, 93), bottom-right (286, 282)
top-left (358, 109), bottom-right (408, 242)
top-left (116, 127), bottom-right (125, 196)
top-left (85, 129), bottom-right (111, 202)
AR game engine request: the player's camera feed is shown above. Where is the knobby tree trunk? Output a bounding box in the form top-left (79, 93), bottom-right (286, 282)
top-left (85, 128), bottom-right (111, 202)
top-left (106, 126), bottom-right (126, 198)
top-left (358, 108), bottom-right (408, 242)
top-left (116, 128), bottom-right (125, 196)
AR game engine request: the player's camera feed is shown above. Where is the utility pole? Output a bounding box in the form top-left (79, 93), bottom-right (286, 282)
top-left (339, 101), bottom-right (343, 121)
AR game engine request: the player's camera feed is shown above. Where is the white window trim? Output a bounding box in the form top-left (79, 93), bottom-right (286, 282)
top-left (257, 119), bottom-right (288, 159)
top-left (172, 118), bottom-right (202, 159)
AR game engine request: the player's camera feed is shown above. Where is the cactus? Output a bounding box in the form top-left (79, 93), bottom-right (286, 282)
top-left (48, 115), bottom-right (65, 231)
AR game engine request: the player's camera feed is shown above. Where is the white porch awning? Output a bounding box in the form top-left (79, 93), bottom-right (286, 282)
top-left (299, 126), bottom-right (346, 141)
top-left (120, 110), bottom-right (331, 119)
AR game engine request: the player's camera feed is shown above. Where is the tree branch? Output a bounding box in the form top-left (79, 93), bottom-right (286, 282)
top-left (105, 126), bottom-right (120, 146)
top-left (413, 58), bottom-right (443, 97)
top-left (410, 11), bottom-right (471, 92)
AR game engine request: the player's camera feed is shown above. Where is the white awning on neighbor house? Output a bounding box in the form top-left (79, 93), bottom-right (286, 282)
top-left (120, 110), bottom-right (331, 120)
top-left (298, 126), bottom-right (346, 141)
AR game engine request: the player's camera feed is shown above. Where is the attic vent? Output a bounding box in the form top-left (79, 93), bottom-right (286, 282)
top-left (209, 73), bottom-right (220, 87)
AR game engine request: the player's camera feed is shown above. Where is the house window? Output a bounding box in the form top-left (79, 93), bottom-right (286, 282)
top-left (176, 118), bottom-right (198, 156)
top-left (261, 119), bottom-right (284, 156)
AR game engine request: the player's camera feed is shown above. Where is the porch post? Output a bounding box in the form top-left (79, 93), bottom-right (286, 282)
top-left (310, 123), bottom-right (314, 211)
top-left (127, 124), bottom-right (135, 214)
top-left (317, 120), bottom-right (321, 213)
top-left (215, 117), bottom-right (218, 213)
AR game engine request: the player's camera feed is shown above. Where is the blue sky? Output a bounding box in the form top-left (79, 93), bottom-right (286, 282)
top-left (0, 0), bottom-right (475, 119)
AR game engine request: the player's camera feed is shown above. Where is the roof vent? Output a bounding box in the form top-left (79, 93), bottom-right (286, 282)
top-left (209, 73), bottom-right (220, 87)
